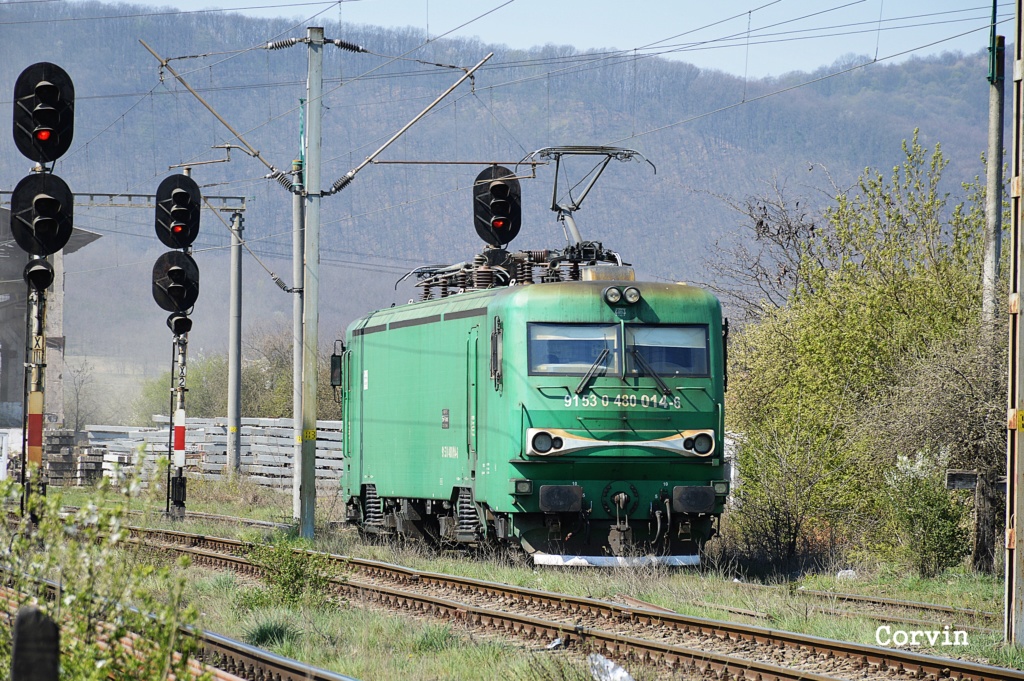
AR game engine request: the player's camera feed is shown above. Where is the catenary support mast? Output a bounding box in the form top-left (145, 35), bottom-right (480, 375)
top-left (299, 26), bottom-right (324, 539)
top-left (292, 157), bottom-right (305, 521)
top-left (1006, 0), bottom-right (1024, 644)
top-left (227, 211), bottom-right (244, 476)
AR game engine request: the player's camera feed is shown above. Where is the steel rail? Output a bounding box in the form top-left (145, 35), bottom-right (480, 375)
top-left (796, 587), bottom-right (999, 621)
top-left (60, 505), bottom-right (293, 530)
top-left (0, 557), bottom-right (356, 681)
top-left (130, 526), bottom-right (1024, 681)
top-left (122, 517), bottom-right (1001, 626)
top-left (138, 539), bottom-right (843, 681)
top-left (195, 629), bottom-right (358, 681)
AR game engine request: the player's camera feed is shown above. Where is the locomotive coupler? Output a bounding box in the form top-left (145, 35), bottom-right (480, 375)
top-left (545, 513), bottom-right (562, 542)
top-left (609, 493), bottom-right (633, 556)
top-left (608, 522), bottom-right (633, 556)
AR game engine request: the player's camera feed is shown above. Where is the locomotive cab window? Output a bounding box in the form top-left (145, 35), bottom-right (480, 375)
top-left (528, 323), bottom-right (620, 375)
top-left (625, 325), bottom-right (709, 377)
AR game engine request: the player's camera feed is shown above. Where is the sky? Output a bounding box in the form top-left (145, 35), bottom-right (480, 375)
top-left (96, 0), bottom-right (1013, 78)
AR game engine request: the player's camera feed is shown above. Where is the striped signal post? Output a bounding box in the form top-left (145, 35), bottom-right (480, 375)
top-left (20, 265), bottom-right (52, 519)
top-left (169, 404), bottom-right (187, 518)
top-left (165, 332), bottom-right (189, 519)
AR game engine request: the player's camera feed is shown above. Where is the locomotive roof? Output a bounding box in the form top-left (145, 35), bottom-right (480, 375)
top-left (345, 279), bottom-right (719, 338)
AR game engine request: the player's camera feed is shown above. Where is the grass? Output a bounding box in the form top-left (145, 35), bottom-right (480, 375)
top-left (60, 477), bottom-right (1021, 673)
top-left (178, 567), bottom-right (603, 681)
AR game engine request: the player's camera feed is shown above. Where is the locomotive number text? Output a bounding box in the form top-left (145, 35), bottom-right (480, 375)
top-left (564, 394), bottom-right (683, 409)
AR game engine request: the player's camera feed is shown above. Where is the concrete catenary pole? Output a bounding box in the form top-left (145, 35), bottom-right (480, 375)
top-left (1006, 0), bottom-right (1024, 644)
top-left (983, 12), bottom-right (1005, 328)
top-left (299, 27), bottom-right (323, 538)
top-left (227, 211), bottom-right (244, 476)
top-left (292, 157), bottom-right (305, 521)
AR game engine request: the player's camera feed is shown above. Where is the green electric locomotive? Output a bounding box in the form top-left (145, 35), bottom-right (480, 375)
top-left (338, 148), bottom-right (728, 565)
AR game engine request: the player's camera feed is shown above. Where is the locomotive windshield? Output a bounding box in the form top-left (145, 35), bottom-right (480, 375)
top-left (625, 325), bottom-right (709, 377)
top-left (528, 323), bottom-right (620, 375)
top-left (527, 323), bottom-right (710, 378)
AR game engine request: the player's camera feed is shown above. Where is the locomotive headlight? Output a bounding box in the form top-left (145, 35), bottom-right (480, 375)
top-left (693, 433), bottom-right (714, 455)
top-left (603, 286), bottom-right (622, 304)
top-left (623, 287), bottom-right (641, 304)
top-left (713, 481), bottom-right (729, 495)
top-left (513, 479), bottom-right (534, 495)
top-left (532, 431), bottom-right (554, 454)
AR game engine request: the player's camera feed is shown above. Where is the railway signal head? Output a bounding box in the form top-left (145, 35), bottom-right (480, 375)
top-left (166, 312), bottom-right (193, 336)
top-left (153, 251), bottom-right (200, 313)
top-left (473, 166), bottom-right (521, 246)
top-left (23, 258), bottom-right (54, 291)
top-left (13, 62), bottom-right (74, 163)
top-left (155, 174), bottom-right (201, 249)
top-left (9, 173), bottom-right (74, 256)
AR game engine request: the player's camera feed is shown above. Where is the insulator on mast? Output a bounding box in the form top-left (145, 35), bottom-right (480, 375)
top-left (332, 39), bottom-right (367, 53)
top-left (266, 38), bottom-right (300, 50)
top-left (267, 170), bottom-right (294, 192)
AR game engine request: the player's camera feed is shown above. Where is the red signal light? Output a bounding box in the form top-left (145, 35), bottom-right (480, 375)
top-left (171, 224), bottom-right (185, 234)
top-left (35, 129), bottom-right (52, 142)
top-left (492, 218), bottom-right (506, 229)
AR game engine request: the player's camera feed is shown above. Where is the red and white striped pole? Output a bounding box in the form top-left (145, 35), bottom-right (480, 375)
top-left (172, 407), bottom-right (186, 469)
top-left (25, 391), bottom-right (43, 478)
top-left (167, 332), bottom-right (189, 519)
top-left (21, 283), bottom-right (48, 519)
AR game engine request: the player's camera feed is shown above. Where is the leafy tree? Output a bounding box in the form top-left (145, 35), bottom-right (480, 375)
top-left (131, 326), bottom-right (342, 424)
top-left (726, 133), bottom-right (988, 570)
top-left (701, 176), bottom-right (827, 320)
top-left (65, 358), bottom-right (100, 438)
top-left (854, 324), bottom-right (1005, 572)
top-left (132, 352), bottom-right (228, 424)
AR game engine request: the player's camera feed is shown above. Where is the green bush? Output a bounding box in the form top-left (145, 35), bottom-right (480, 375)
top-left (0, 473), bottom-right (207, 680)
top-left (883, 453), bottom-right (970, 577)
top-left (247, 539), bottom-right (337, 606)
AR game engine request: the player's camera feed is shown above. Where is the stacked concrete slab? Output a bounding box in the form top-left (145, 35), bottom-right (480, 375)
top-left (42, 430), bottom-right (75, 487)
top-left (74, 447), bottom-right (103, 486)
top-left (74, 417), bottom-right (344, 490)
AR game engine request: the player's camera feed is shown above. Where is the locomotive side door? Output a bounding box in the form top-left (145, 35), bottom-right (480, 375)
top-left (467, 327), bottom-right (479, 481)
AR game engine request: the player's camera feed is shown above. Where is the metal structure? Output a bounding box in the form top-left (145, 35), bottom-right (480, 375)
top-left (1008, 0), bottom-right (1024, 644)
top-left (9, 62), bottom-right (78, 515)
top-left (166, 332), bottom-right (188, 518)
top-left (137, 524), bottom-right (1024, 681)
top-left (145, 32), bottom-right (491, 537)
top-left (298, 26), bottom-right (324, 540)
top-left (227, 211), bottom-right (243, 477)
top-left (337, 153), bottom-right (726, 565)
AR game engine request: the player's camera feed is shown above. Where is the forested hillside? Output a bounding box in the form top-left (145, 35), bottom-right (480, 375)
top-left (0, 0), bottom-right (1002, 393)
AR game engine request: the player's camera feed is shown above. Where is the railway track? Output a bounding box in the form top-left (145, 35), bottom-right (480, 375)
top-left (194, 628), bottom-right (359, 681)
top-left (0, 567), bottom-right (357, 681)
top-left (733, 582), bottom-right (999, 632)
top-left (131, 525), bottom-right (1024, 681)
top-left (110, 507), bottom-right (1000, 632)
top-left (60, 505), bottom-right (293, 531)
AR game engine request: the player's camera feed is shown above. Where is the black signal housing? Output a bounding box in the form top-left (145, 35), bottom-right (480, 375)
top-left (472, 166), bottom-right (521, 246)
